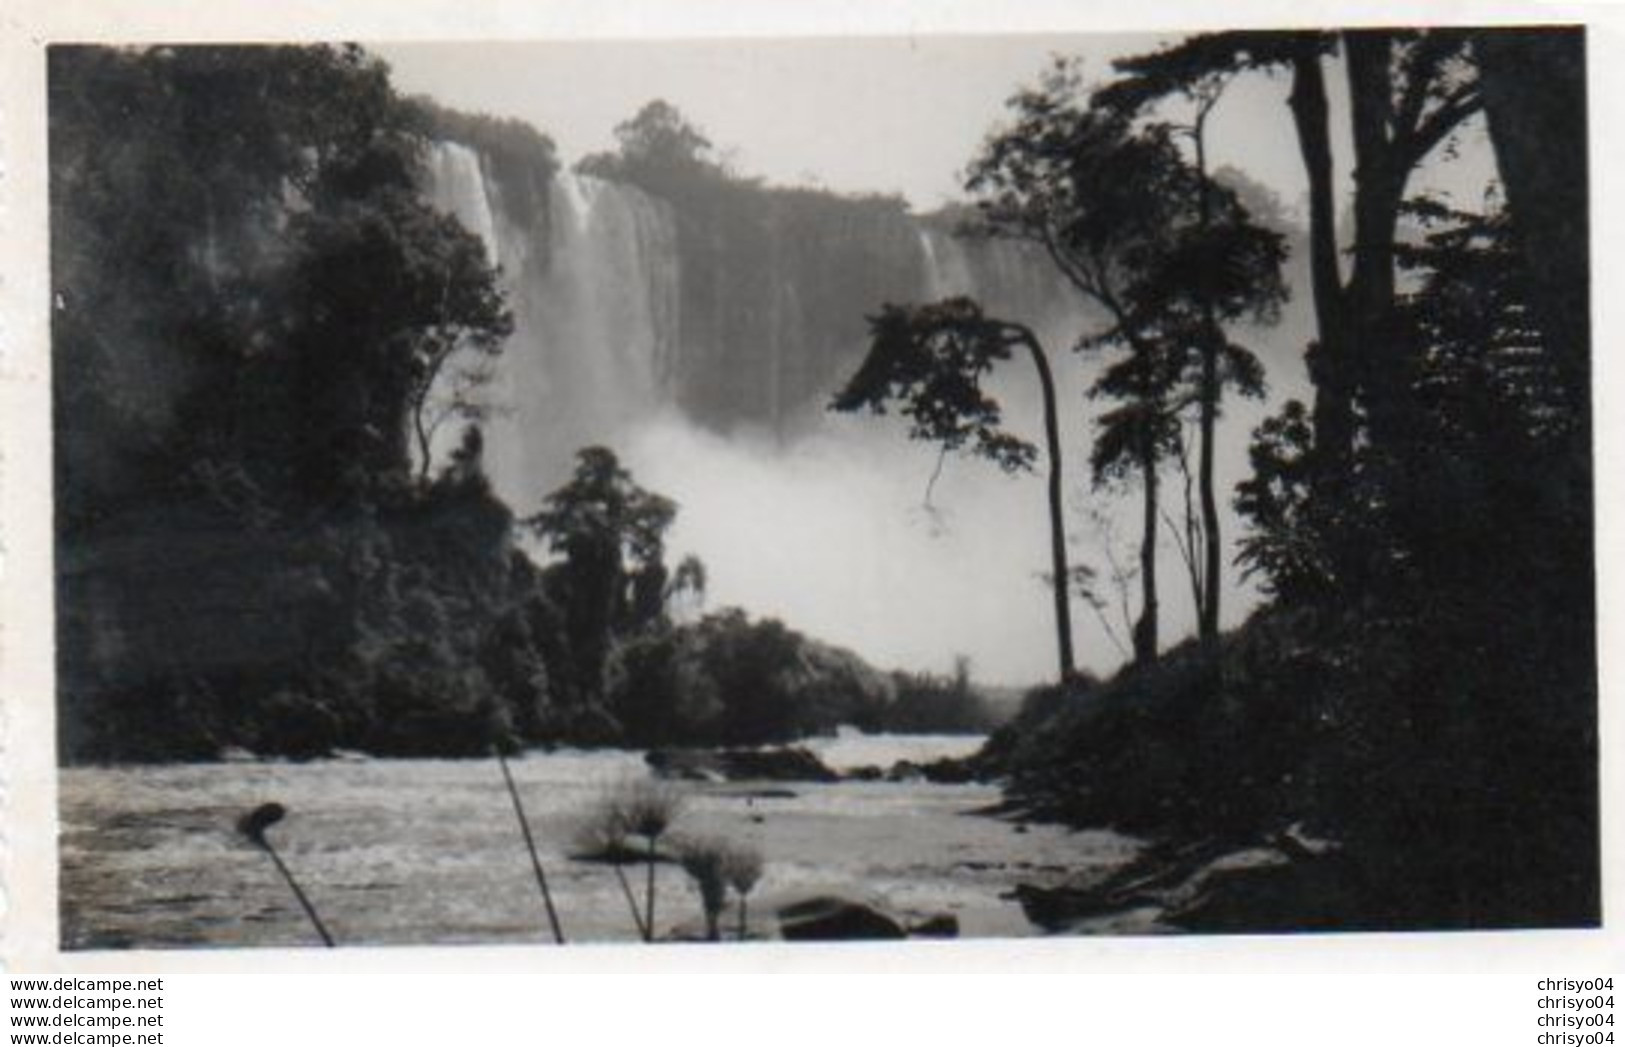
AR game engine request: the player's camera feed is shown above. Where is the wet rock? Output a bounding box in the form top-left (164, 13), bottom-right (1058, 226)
top-left (1011, 830), bottom-right (1355, 934)
top-left (843, 765), bottom-right (885, 782)
top-left (646, 746), bottom-right (839, 783)
top-left (670, 895), bottom-right (953, 943)
top-left (776, 895), bottom-right (907, 940)
top-left (645, 749), bottom-right (725, 782)
top-left (721, 748), bottom-right (836, 782)
top-left (916, 758), bottom-right (977, 784)
top-left (905, 912), bottom-right (960, 938)
top-left (1162, 839), bottom-right (1356, 933)
top-left (881, 756), bottom-right (979, 783)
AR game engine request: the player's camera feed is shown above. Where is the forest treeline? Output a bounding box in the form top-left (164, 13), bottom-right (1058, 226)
top-left (835, 28), bottom-right (1593, 929)
top-left (50, 45), bottom-right (996, 762)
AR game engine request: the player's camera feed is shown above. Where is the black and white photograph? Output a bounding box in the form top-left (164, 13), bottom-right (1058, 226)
top-left (41, 24), bottom-right (1598, 954)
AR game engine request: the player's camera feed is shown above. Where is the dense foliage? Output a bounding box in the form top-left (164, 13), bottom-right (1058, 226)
top-left (982, 29), bottom-right (1596, 930)
top-left (53, 48), bottom-right (988, 763)
top-left (49, 46), bottom-right (554, 760)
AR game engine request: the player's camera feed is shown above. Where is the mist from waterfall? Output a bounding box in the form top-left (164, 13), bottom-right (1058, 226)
top-left (424, 145), bottom-right (1310, 685)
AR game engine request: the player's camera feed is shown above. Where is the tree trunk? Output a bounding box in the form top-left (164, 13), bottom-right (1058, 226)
top-left (1016, 330), bottom-right (1078, 680)
top-left (1475, 27), bottom-right (1594, 715)
top-left (1287, 38), bottom-right (1352, 488)
top-left (1198, 344), bottom-right (1220, 644)
top-left (644, 837), bottom-right (658, 942)
top-left (1343, 32), bottom-right (1413, 467)
top-left (412, 391), bottom-right (434, 484)
top-left (1134, 435), bottom-right (1160, 665)
top-left (1193, 108), bottom-right (1222, 649)
top-left (1345, 173), bottom-right (1408, 468)
top-left (1474, 28), bottom-right (1589, 414)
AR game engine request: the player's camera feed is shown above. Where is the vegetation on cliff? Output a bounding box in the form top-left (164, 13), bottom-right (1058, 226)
top-left (581, 100), bottom-right (929, 430)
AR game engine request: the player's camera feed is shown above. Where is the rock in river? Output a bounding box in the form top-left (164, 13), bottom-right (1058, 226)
top-left (645, 746), bottom-right (840, 783)
top-left (776, 895), bottom-right (907, 940)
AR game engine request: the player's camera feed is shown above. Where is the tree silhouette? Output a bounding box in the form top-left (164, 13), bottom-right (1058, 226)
top-left (526, 447), bottom-right (686, 703)
top-left (1102, 30), bottom-right (1483, 509)
top-left (966, 60), bottom-right (1281, 660)
top-left (832, 297), bottom-right (1077, 680)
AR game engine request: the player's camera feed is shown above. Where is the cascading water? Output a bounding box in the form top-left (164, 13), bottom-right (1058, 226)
top-left (425, 142), bottom-right (500, 263)
top-left (424, 144), bottom-right (679, 509)
top-left (502, 171), bottom-right (679, 499)
top-left (916, 226), bottom-right (1085, 346)
top-left (917, 227), bottom-right (977, 300)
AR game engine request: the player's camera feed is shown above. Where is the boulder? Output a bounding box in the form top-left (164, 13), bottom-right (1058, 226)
top-left (886, 760), bottom-right (923, 782)
top-left (723, 747), bottom-right (840, 782)
top-left (880, 756), bottom-right (977, 783)
top-left (644, 749), bottom-right (726, 782)
top-left (646, 746), bottom-right (839, 783)
top-left (904, 912), bottom-right (960, 938)
top-left (776, 895), bottom-right (907, 941)
top-left (843, 765), bottom-right (885, 782)
top-left (916, 757), bottom-right (977, 784)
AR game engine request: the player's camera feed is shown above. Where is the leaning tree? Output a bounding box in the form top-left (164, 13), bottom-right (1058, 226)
top-left (832, 298), bottom-right (1078, 680)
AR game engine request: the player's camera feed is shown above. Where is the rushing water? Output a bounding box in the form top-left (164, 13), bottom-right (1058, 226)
top-left (425, 144), bottom-right (682, 509)
top-left (59, 737), bottom-right (1138, 949)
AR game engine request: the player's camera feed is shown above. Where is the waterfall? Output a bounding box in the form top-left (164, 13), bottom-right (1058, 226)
top-left (424, 146), bottom-right (680, 510)
top-left (425, 142), bottom-right (499, 263)
top-left (424, 141), bottom-right (1088, 512)
top-left (540, 171), bottom-right (680, 440)
top-left (917, 227), bottom-right (977, 300)
top-left (917, 226), bottom-right (1083, 342)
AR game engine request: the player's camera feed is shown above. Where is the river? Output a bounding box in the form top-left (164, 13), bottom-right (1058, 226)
top-left (58, 734), bottom-right (1138, 949)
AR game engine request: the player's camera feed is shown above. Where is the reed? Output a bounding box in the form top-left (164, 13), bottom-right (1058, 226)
top-left (236, 802), bottom-right (335, 948)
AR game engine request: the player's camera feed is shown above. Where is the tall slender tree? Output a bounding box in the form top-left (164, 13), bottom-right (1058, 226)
top-left (832, 298), bottom-right (1077, 680)
top-left (966, 59), bottom-right (1282, 659)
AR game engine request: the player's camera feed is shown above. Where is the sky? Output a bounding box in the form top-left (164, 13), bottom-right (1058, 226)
top-left (377, 35), bottom-right (1496, 219)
